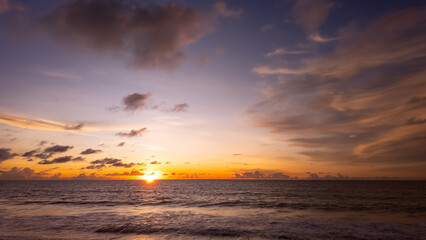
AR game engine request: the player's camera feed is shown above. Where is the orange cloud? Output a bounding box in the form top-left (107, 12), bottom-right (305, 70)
top-left (0, 113), bottom-right (87, 131)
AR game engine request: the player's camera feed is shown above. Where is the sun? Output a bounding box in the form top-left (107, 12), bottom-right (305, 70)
top-left (142, 172), bottom-right (158, 183)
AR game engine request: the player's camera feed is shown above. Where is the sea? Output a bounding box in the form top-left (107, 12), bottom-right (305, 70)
top-left (0, 180), bottom-right (425, 240)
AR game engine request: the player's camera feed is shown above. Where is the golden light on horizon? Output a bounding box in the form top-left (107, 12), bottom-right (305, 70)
top-left (141, 172), bottom-right (158, 183)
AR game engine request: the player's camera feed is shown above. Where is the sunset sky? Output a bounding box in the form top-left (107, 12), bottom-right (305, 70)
top-left (0, 0), bottom-right (425, 180)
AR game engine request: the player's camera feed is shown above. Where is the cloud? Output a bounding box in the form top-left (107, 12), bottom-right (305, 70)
top-left (292, 0), bottom-right (333, 32)
top-left (0, 148), bottom-right (18, 163)
top-left (252, 66), bottom-right (308, 75)
top-left (0, 0), bottom-right (9, 13)
top-left (212, 1), bottom-right (242, 18)
top-left (308, 32), bottom-right (339, 43)
top-left (44, 145), bottom-right (73, 153)
top-left (42, 0), bottom-right (208, 69)
top-left (120, 92), bottom-right (189, 113)
top-left (123, 93), bottom-right (152, 111)
top-left (34, 145), bottom-right (73, 159)
top-left (38, 155), bottom-right (84, 164)
top-left (115, 128), bottom-right (147, 137)
top-left (0, 167), bottom-right (41, 180)
top-left (38, 140), bottom-right (48, 146)
top-left (265, 48), bottom-right (308, 57)
top-left (85, 158), bottom-right (137, 169)
top-left (0, 113), bottom-right (86, 131)
top-left (22, 149), bottom-right (37, 157)
top-left (50, 173), bottom-right (62, 180)
top-left (306, 172), bottom-right (319, 180)
top-left (170, 103), bottom-right (189, 112)
top-left (63, 123), bottom-right (84, 130)
top-left (0, 167), bottom-right (63, 180)
top-left (71, 172), bottom-right (108, 180)
top-left (234, 170), bottom-right (291, 179)
top-left (0, 0), bottom-right (25, 13)
top-left (248, 8), bottom-right (426, 172)
top-left (105, 169), bottom-right (145, 176)
top-left (150, 160), bottom-right (161, 164)
top-left (80, 148), bottom-right (102, 155)
top-left (117, 142), bottom-right (126, 147)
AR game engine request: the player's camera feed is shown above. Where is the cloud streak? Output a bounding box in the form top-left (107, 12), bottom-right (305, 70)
top-left (0, 113), bottom-right (86, 132)
top-left (249, 8), bottom-right (426, 171)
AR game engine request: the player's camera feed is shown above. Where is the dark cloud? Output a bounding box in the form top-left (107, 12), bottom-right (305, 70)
top-left (44, 145), bottom-right (73, 153)
top-left (0, 167), bottom-right (41, 180)
top-left (42, 0), bottom-right (207, 69)
top-left (22, 149), bottom-right (37, 157)
top-left (305, 172), bottom-right (404, 180)
top-left (123, 93), bottom-right (152, 111)
top-left (0, 148), bottom-right (18, 163)
top-left (80, 148), bottom-right (102, 155)
top-left (150, 160), bottom-right (161, 164)
top-left (117, 142), bottom-right (126, 147)
top-left (119, 92), bottom-right (189, 113)
top-left (170, 103), bottom-right (189, 112)
top-left (34, 145), bottom-right (73, 159)
top-left (0, 167), bottom-right (63, 180)
top-left (38, 156), bottom-right (84, 164)
top-left (38, 140), bottom-right (48, 146)
top-left (306, 172), bottom-right (319, 180)
top-left (50, 173), bottom-right (62, 180)
top-left (85, 157), bottom-right (136, 169)
top-left (234, 170), bottom-right (291, 179)
top-left (115, 128), bottom-right (147, 137)
top-left (249, 8), bottom-right (426, 171)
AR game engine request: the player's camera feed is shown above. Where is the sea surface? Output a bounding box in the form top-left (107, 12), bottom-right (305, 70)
top-left (0, 180), bottom-right (425, 240)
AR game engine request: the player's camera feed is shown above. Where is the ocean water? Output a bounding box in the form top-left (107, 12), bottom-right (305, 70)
top-left (0, 180), bottom-right (425, 240)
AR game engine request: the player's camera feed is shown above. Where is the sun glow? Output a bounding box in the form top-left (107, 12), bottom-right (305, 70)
top-left (142, 172), bottom-right (158, 183)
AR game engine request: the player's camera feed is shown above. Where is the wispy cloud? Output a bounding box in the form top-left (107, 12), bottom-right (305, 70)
top-left (265, 48), bottom-right (308, 57)
top-left (0, 113), bottom-right (87, 132)
top-left (249, 8), bottom-right (426, 170)
top-left (212, 1), bottom-right (243, 18)
top-left (252, 66), bottom-right (309, 75)
top-left (308, 32), bottom-right (339, 43)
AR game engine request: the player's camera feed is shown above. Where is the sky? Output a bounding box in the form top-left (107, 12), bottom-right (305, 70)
top-left (0, 0), bottom-right (425, 180)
